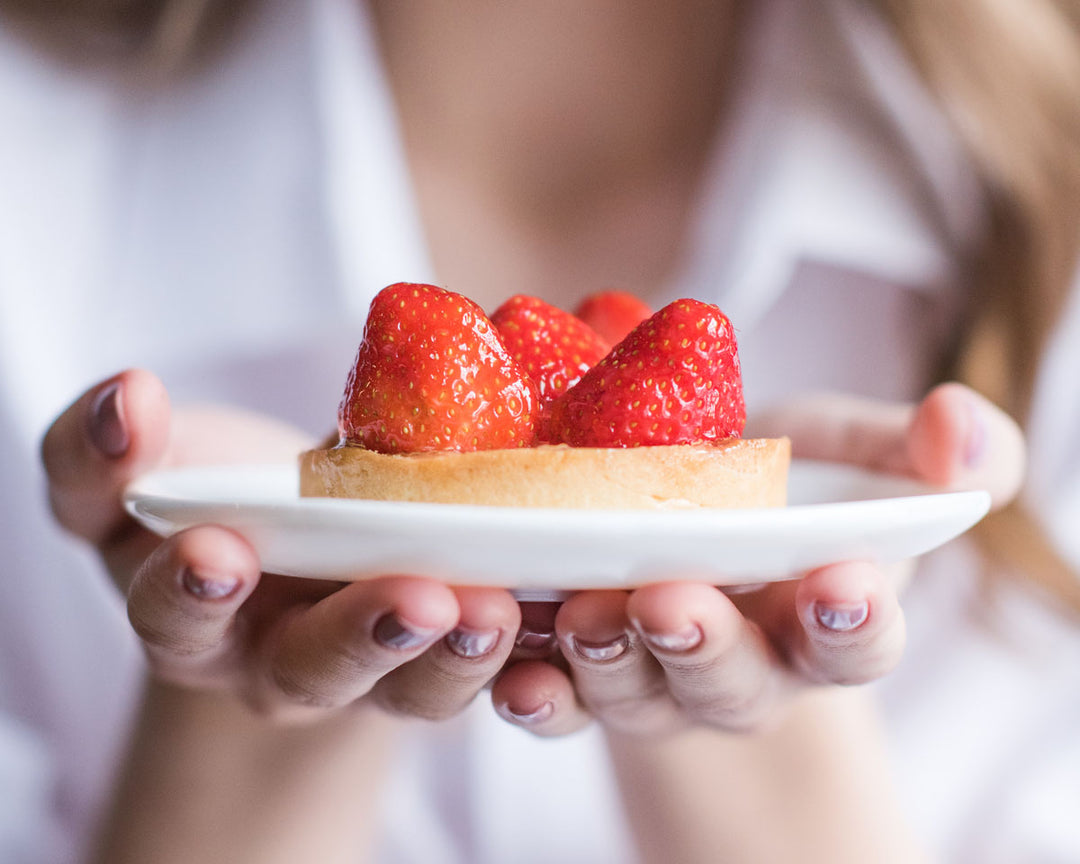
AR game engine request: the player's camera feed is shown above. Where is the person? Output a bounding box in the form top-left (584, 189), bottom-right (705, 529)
top-left (2, 0), bottom-right (1079, 861)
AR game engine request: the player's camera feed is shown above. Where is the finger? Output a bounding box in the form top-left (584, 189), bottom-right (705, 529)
top-left (169, 404), bottom-right (315, 466)
top-left (490, 660), bottom-right (591, 738)
top-left (260, 576), bottom-right (459, 718)
top-left (626, 583), bottom-right (792, 732)
top-left (906, 382), bottom-right (1025, 507)
top-left (509, 601), bottom-right (561, 659)
top-left (369, 587), bottom-right (521, 721)
top-left (42, 369), bottom-right (171, 547)
top-left (556, 591), bottom-right (685, 735)
top-left (127, 525), bottom-right (261, 685)
top-left (747, 392), bottom-right (913, 474)
top-left (790, 561), bottom-right (906, 685)
top-left (750, 384), bottom-right (1025, 508)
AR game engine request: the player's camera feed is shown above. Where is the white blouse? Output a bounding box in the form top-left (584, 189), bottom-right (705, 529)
top-left (0, 0), bottom-right (1077, 861)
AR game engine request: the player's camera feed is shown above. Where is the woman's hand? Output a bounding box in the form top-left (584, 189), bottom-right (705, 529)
top-left (42, 368), bottom-right (523, 724)
top-left (489, 383), bottom-right (1026, 736)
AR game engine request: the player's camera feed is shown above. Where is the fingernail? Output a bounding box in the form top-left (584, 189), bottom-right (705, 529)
top-left (181, 567), bottom-right (240, 601)
top-left (964, 398), bottom-right (987, 468)
top-left (445, 627), bottom-right (501, 659)
top-left (571, 633), bottom-right (629, 662)
top-left (814, 602), bottom-right (869, 632)
top-left (497, 700), bottom-right (554, 726)
top-left (374, 613), bottom-right (438, 650)
top-left (722, 582), bottom-right (767, 595)
top-left (88, 381), bottom-right (128, 458)
top-left (636, 621), bottom-right (703, 654)
top-left (515, 626), bottom-right (557, 652)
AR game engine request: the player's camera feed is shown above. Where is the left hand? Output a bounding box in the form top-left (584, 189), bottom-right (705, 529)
top-left (489, 383), bottom-right (1025, 736)
top-left (42, 371), bottom-right (523, 727)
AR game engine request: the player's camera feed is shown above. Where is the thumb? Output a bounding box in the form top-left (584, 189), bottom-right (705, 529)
top-left (906, 383), bottom-right (1025, 509)
top-left (748, 383), bottom-right (1025, 509)
top-left (41, 368), bottom-right (171, 547)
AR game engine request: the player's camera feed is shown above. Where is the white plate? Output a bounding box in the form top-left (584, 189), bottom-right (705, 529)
top-left (124, 461), bottom-right (990, 600)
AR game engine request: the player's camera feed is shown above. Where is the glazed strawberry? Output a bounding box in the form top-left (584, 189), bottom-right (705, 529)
top-left (549, 298), bottom-right (745, 447)
top-left (573, 290), bottom-right (653, 346)
top-left (491, 295), bottom-right (610, 438)
top-left (339, 283), bottom-right (537, 453)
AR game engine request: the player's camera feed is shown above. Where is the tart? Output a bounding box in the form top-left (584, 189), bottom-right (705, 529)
top-left (300, 283), bottom-right (789, 510)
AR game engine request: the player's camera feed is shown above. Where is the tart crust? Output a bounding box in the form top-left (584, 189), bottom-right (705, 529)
top-left (299, 438), bottom-right (790, 509)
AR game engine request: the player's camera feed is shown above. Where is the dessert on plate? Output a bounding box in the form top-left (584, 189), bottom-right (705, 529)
top-left (299, 283), bottom-right (789, 509)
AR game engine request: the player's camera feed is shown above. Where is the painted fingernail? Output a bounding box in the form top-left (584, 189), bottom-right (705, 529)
top-left (497, 701), bottom-right (554, 726)
top-left (815, 602), bottom-right (869, 632)
top-left (637, 622), bottom-right (703, 654)
top-left (572, 633), bottom-right (629, 662)
top-left (515, 626), bottom-right (557, 652)
top-left (964, 398), bottom-right (987, 468)
top-left (88, 381), bottom-right (128, 458)
top-left (374, 614), bottom-right (439, 650)
top-left (181, 567), bottom-right (240, 601)
top-left (445, 627), bottom-right (501, 659)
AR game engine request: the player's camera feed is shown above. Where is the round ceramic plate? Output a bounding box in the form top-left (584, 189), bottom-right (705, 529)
top-left (123, 461), bottom-right (990, 599)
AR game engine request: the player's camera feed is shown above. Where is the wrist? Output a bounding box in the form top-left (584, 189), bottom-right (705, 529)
top-left (95, 675), bottom-right (400, 864)
top-left (604, 689), bottom-right (928, 864)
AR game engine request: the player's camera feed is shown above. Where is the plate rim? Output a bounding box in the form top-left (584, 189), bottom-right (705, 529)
top-left (120, 459), bottom-right (993, 591)
top-left (123, 459), bottom-right (992, 528)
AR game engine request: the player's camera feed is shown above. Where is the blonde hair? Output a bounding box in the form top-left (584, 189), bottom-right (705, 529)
top-left (871, 0), bottom-right (1080, 616)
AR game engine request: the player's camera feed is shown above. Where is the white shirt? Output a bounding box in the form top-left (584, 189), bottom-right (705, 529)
top-left (1, 0), bottom-right (1078, 861)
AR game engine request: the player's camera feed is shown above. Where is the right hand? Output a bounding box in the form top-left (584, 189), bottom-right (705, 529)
top-left (486, 383), bottom-right (1026, 739)
top-left (41, 369), bottom-right (523, 723)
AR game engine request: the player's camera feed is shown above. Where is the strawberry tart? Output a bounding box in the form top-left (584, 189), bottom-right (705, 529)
top-left (299, 283), bottom-right (789, 509)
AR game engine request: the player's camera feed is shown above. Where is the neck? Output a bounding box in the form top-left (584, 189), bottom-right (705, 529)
top-left (369, 0), bottom-right (744, 311)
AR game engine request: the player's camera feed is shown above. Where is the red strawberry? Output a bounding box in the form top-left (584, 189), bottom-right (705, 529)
top-left (339, 283), bottom-right (537, 453)
top-left (491, 295), bottom-right (610, 438)
top-left (549, 298), bottom-right (745, 447)
top-left (573, 290), bottom-right (653, 346)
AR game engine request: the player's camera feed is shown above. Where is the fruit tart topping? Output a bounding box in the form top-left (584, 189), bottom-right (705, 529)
top-left (339, 282), bottom-right (537, 453)
top-left (548, 298), bottom-right (745, 447)
top-left (491, 294), bottom-right (611, 440)
top-left (573, 290), bottom-right (654, 346)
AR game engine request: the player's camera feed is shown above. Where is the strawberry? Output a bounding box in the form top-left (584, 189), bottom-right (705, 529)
top-left (339, 283), bottom-right (537, 453)
top-left (491, 295), bottom-right (610, 439)
top-left (573, 290), bottom-right (653, 346)
top-left (549, 298), bottom-right (745, 447)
